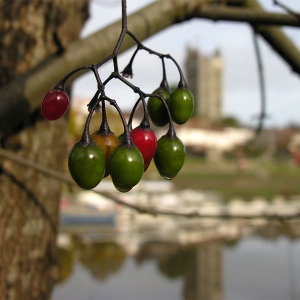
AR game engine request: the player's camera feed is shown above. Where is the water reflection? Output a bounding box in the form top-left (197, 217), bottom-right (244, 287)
top-left (58, 247), bottom-right (74, 284)
top-left (53, 220), bottom-right (300, 300)
top-left (76, 240), bottom-right (126, 280)
top-left (57, 239), bottom-right (126, 284)
top-left (55, 237), bottom-right (223, 299)
top-left (135, 241), bottom-right (222, 300)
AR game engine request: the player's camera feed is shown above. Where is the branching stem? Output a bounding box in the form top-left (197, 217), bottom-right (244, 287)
top-left (53, 0), bottom-right (187, 121)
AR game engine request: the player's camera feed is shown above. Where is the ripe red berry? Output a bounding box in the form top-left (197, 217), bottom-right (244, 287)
top-left (41, 89), bottom-right (70, 121)
top-left (130, 127), bottom-right (157, 171)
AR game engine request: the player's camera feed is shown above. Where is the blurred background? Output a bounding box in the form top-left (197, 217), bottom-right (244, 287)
top-left (53, 1), bottom-right (300, 299)
top-left (1, 1), bottom-right (300, 300)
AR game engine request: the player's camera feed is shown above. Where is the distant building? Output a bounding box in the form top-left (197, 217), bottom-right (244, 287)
top-left (185, 47), bottom-right (223, 123)
top-left (175, 126), bottom-right (254, 160)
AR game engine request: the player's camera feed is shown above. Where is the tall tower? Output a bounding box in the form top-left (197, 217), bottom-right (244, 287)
top-left (185, 47), bottom-right (223, 123)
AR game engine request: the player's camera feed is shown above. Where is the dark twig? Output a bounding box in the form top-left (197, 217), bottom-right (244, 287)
top-left (273, 0), bottom-right (300, 21)
top-left (252, 29), bottom-right (268, 136)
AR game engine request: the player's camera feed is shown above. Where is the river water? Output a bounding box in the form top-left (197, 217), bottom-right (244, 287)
top-left (52, 227), bottom-right (300, 300)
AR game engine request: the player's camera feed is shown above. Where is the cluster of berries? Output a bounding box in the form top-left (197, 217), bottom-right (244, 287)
top-left (40, 1), bottom-right (194, 192)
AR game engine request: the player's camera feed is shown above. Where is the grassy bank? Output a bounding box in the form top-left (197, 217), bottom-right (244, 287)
top-left (148, 155), bottom-right (300, 201)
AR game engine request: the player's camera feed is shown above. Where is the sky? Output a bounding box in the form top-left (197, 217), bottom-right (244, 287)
top-left (72, 0), bottom-right (300, 128)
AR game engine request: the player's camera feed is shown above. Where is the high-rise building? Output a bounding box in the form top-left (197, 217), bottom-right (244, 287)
top-left (185, 47), bottom-right (223, 123)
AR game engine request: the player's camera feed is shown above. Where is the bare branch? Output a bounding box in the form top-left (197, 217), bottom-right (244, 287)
top-left (238, 0), bottom-right (300, 75)
top-left (1, 147), bottom-right (300, 221)
top-left (189, 5), bottom-right (300, 27)
top-left (274, 0), bottom-right (300, 21)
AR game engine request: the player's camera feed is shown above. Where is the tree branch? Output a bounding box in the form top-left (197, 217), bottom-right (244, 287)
top-left (1, 147), bottom-right (300, 221)
top-left (237, 0), bottom-right (300, 75)
top-left (0, 0), bottom-right (299, 138)
top-left (274, 0), bottom-right (300, 21)
top-left (188, 5), bottom-right (300, 27)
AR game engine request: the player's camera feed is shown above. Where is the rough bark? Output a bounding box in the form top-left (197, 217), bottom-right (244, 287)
top-left (0, 1), bottom-right (88, 299)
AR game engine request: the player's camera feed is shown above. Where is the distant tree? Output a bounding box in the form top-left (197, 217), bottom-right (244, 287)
top-left (220, 116), bottom-right (241, 127)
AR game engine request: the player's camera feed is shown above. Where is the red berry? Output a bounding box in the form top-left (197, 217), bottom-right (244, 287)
top-left (130, 127), bottom-right (157, 171)
top-left (41, 89), bottom-right (70, 121)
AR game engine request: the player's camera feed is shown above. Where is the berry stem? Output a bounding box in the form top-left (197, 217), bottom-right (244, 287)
top-left (55, 65), bottom-right (93, 91)
top-left (128, 96), bottom-right (151, 130)
top-left (121, 46), bottom-right (140, 78)
top-left (87, 89), bottom-right (101, 113)
top-left (139, 95), bottom-right (151, 129)
top-left (165, 54), bottom-right (188, 89)
top-left (166, 121), bottom-right (177, 140)
top-left (98, 100), bottom-right (111, 135)
top-left (159, 58), bottom-right (170, 90)
top-left (128, 98), bottom-right (140, 131)
top-left (79, 109), bottom-right (95, 147)
top-left (104, 95), bottom-right (134, 148)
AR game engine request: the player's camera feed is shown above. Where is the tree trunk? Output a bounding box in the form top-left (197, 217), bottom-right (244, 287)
top-left (0, 1), bottom-right (88, 299)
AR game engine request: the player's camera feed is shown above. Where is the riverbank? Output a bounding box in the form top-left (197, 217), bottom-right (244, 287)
top-left (144, 155), bottom-right (300, 201)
